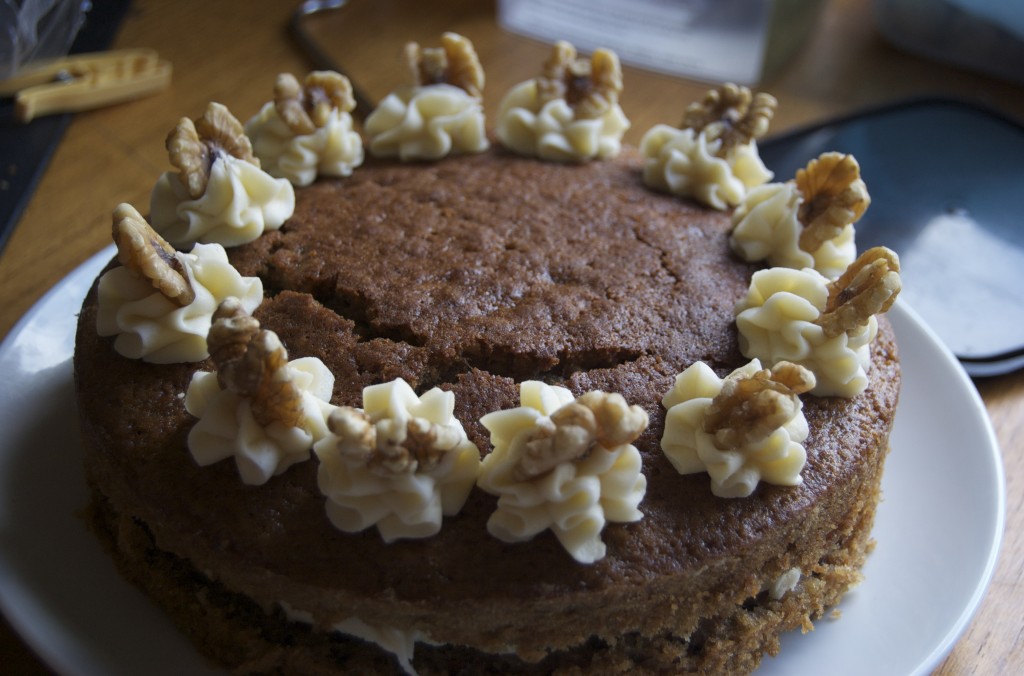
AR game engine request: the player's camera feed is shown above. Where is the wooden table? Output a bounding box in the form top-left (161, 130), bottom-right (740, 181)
top-left (2, 0), bottom-right (1022, 673)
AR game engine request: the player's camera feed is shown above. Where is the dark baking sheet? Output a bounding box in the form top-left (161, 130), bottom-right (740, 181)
top-left (760, 98), bottom-right (1024, 378)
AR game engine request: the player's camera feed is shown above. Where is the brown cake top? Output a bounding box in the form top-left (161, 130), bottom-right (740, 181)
top-left (228, 147), bottom-right (746, 391)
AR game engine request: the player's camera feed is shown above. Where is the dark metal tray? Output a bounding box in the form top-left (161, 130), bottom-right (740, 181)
top-left (760, 98), bottom-right (1024, 377)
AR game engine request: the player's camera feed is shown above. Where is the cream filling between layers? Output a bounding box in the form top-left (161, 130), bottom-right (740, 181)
top-left (734, 266), bottom-right (877, 397)
top-left (639, 124), bottom-right (772, 210)
top-left (245, 104), bottom-right (364, 187)
top-left (150, 154), bottom-right (295, 247)
top-left (364, 83), bottom-right (488, 161)
top-left (660, 360), bottom-right (809, 498)
top-left (769, 567), bottom-right (803, 600)
top-left (277, 601), bottom-right (428, 676)
top-left (184, 356), bottom-right (336, 485)
top-left (730, 181), bottom-right (856, 279)
top-left (96, 242), bottom-right (263, 363)
top-left (496, 79), bottom-right (630, 163)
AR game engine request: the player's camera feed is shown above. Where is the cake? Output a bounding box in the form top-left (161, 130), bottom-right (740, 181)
top-left (73, 35), bottom-right (901, 674)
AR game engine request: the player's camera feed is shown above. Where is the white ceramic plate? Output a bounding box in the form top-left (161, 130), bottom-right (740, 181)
top-left (0, 248), bottom-right (1005, 676)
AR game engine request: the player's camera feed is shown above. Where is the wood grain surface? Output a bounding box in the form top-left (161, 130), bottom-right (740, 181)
top-left (1, 0), bottom-right (1021, 673)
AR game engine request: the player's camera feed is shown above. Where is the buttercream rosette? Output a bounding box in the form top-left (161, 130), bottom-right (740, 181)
top-left (477, 381), bottom-right (647, 564)
top-left (660, 360), bottom-right (812, 498)
top-left (313, 378), bottom-right (482, 542)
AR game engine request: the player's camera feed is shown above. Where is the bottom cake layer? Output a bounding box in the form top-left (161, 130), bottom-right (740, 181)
top-left (85, 445), bottom-right (885, 676)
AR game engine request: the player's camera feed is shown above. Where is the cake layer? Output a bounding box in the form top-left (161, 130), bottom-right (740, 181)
top-left (74, 147), bottom-right (900, 669)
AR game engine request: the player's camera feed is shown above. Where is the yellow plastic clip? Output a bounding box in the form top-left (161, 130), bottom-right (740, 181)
top-left (0, 49), bottom-right (172, 123)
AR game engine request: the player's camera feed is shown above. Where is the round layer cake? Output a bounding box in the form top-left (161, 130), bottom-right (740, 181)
top-left (75, 146), bottom-right (900, 674)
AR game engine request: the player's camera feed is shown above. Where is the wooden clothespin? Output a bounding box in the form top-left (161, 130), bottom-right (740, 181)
top-left (0, 49), bottom-right (172, 123)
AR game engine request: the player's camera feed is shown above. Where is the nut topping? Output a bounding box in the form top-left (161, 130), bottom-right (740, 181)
top-left (274, 70), bottom-right (356, 135)
top-left (405, 32), bottom-right (484, 98)
top-left (682, 83), bottom-right (776, 153)
top-left (818, 246), bottom-right (901, 339)
top-left (112, 203), bottom-right (195, 306)
top-left (796, 152), bottom-right (871, 253)
top-left (537, 41), bottom-right (623, 120)
top-left (325, 406), bottom-right (463, 477)
top-left (513, 390), bottom-right (648, 481)
top-left (166, 102), bottom-right (257, 200)
top-left (207, 299), bottom-right (303, 428)
top-left (703, 361), bottom-right (815, 451)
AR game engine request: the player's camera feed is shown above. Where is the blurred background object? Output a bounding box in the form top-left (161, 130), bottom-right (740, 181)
top-left (873, 0), bottom-right (1024, 85)
top-left (0, 0), bottom-right (90, 80)
top-left (498, 0), bottom-right (825, 86)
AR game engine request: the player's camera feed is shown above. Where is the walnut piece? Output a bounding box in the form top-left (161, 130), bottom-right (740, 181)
top-left (536, 41), bottom-right (623, 120)
top-left (681, 83), bottom-right (777, 153)
top-left (796, 152), bottom-right (871, 253)
top-left (703, 362), bottom-right (815, 451)
top-left (207, 299), bottom-right (303, 429)
top-left (112, 203), bottom-right (195, 306)
top-left (166, 102), bottom-right (257, 200)
top-left (404, 32), bottom-right (484, 99)
top-left (325, 407), bottom-right (376, 461)
top-left (513, 390), bottom-right (648, 481)
top-left (325, 406), bottom-right (462, 477)
top-left (274, 70), bottom-right (356, 135)
top-left (818, 246), bottom-right (901, 339)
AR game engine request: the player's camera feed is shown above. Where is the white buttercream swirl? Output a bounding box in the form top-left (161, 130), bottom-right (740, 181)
top-left (734, 266), bottom-right (878, 397)
top-left (660, 360), bottom-right (809, 498)
top-left (730, 181), bottom-right (856, 279)
top-left (184, 356), bottom-right (336, 485)
top-left (496, 79), bottom-right (630, 163)
top-left (245, 103), bottom-right (364, 187)
top-left (477, 381), bottom-right (646, 564)
top-left (96, 242), bottom-right (263, 363)
top-left (364, 84), bottom-right (488, 161)
top-left (313, 378), bottom-right (481, 542)
top-left (150, 153), bottom-right (295, 248)
top-left (639, 124), bottom-right (772, 210)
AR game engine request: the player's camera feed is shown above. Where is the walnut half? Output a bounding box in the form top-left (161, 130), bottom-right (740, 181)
top-left (536, 41), bottom-right (623, 120)
top-left (681, 83), bottom-right (776, 154)
top-left (703, 362), bottom-right (815, 451)
top-left (112, 203), bottom-right (195, 306)
top-left (818, 246), bottom-right (901, 339)
top-left (274, 70), bottom-right (356, 135)
top-left (796, 152), bottom-right (871, 253)
top-left (513, 390), bottom-right (648, 481)
top-left (207, 299), bottom-right (303, 429)
top-left (404, 32), bottom-right (484, 99)
top-left (166, 102), bottom-right (257, 200)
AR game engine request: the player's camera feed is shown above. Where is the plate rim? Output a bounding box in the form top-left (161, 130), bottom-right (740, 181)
top-left (0, 250), bottom-right (1006, 676)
